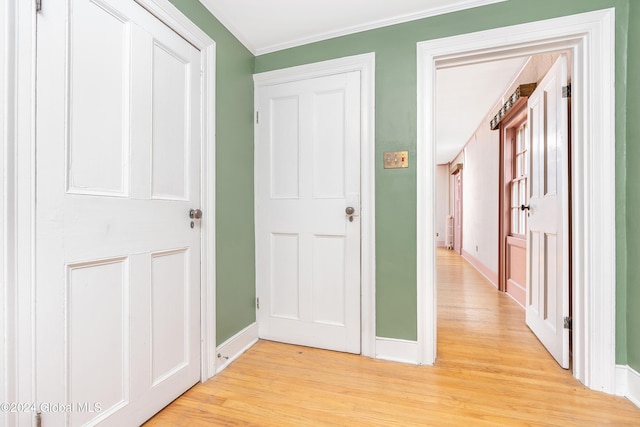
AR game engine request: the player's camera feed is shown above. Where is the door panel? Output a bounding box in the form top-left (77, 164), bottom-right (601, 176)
top-left (152, 43), bottom-right (189, 200)
top-left (150, 249), bottom-right (190, 384)
top-left (505, 236), bottom-right (526, 306)
top-left (68, 0), bottom-right (128, 196)
top-left (36, 0), bottom-right (202, 425)
top-left (312, 235), bottom-right (346, 326)
top-left (67, 259), bottom-right (128, 426)
top-left (525, 55), bottom-right (569, 369)
top-left (256, 72), bottom-right (361, 354)
top-left (271, 96), bottom-right (300, 199)
top-left (271, 233), bottom-right (300, 319)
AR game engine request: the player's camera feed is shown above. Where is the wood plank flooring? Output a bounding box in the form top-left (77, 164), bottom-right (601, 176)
top-left (145, 248), bottom-right (640, 426)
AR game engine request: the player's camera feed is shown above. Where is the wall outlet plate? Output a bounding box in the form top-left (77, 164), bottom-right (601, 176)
top-left (383, 151), bottom-right (409, 169)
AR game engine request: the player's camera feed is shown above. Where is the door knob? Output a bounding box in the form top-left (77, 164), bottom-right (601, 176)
top-left (189, 208), bottom-right (203, 219)
top-left (345, 206), bottom-right (355, 222)
top-left (520, 204), bottom-right (530, 211)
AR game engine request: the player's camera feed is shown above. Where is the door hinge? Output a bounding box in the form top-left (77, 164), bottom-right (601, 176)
top-left (562, 84), bottom-right (571, 98)
top-left (35, 411), bottom-right (42, 427)
top-left (563, 316), bottom-right (572, 330)
top-left (256, 111), bottom-right (259, 124)
top-left (256, 297), bottom-right (260, 309)
top-left (35, 0), bottom-right (42, 12)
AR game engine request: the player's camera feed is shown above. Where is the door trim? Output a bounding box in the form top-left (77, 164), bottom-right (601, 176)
top-left (417, 8), bottom-right (616, 392)
top-left (6, 2), bottom-right (216, 425)
top-left (253, 52), bottom-right (376, 358)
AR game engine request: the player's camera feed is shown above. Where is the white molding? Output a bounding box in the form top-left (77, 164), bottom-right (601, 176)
top-left (615, 365), bottom-right (640, 409)
top-left (417, 8), bottom-right (616, 393)
top-left (616, 364), bottom-right (628, 396)
top-left (628, 366), bottom-right (640, 408)
top-left (1, 1), bottom-right (9, 426)
top-left (375, 337), bottom-right (419, 365)
top-left (253, 52), bottom-right (376, 358)
top-left (9, 0), bottom-right (36, 425)
top-left (200, 0), bottom-right (507, 55)
top-left (201, 43), bottom-right (217, 381)
top-left (135, 0), bottom-right (213, 49)
top-left (215, 323), bottom-right (259, 374)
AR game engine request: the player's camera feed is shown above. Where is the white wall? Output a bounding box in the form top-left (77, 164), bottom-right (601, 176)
top-left (461, 130), bottom-right (500, 273)
top-left (435, 164), bottom-right (450, 246)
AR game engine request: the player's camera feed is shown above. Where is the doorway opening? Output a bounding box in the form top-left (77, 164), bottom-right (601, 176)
top-left (417, 9), bottom-right (616, 393)
top-left (433, 51), bottom-right (572, 371)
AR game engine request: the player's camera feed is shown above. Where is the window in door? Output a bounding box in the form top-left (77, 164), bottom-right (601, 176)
top-left (510, 123), bottom-right (528, 236)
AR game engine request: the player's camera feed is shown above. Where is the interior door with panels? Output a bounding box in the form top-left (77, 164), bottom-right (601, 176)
top-left (36, 0), bottom-right (202, 425)
top-left (255, 72), bottom-right (362, 354)
top-left (525, 55), bottom-right (570, 369)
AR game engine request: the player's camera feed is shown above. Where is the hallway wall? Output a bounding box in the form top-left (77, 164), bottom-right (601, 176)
top-left (169, 0), bottom-right (637, 369)
top-left (254, 0), bottom-right (635, 360)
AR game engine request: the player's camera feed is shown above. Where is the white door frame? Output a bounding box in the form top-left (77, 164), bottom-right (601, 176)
top-left (5, 1), bottom-right (216, 425)
top-left (417, 8), bottom-right (616, 393)
top-left (253, 52), bottom-right (376, 358)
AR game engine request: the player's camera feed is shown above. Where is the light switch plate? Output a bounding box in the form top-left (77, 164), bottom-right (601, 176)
top-left (383, 151), bottom-right (409, 169)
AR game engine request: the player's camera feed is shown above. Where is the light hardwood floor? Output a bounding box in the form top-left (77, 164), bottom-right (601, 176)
top-left (145, 248), bottom-right (640, 426)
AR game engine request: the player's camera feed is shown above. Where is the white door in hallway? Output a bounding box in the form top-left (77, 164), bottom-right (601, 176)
top-left (255, 72), bottom-right (361, 354)
top-left (525, 55), bottom-right (570, 369)
top-left (35, 0), bottom-right (202, 425)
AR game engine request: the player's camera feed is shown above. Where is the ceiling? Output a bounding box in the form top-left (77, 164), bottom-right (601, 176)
top-left (436, 57), bottom-right (528, 164)
top-left (199, 0), bottom-right (507, 55)
top-left (198, 0), bottom-right (524, 165)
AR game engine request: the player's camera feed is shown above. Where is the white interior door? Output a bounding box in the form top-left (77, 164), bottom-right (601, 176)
top-left (256, 72), bottom-right (361, 354)
top-left (525, 55), bottom-right (570, 369)
top-left (35, 0), bottom-right (202, 425)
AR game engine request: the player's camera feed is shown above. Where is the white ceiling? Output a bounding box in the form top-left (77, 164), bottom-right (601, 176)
top-left (198, 0), bottom-right (524, 165)
top-left (436, 57), bottom-right (528, 164)
top-left (199, 0), bottom-right (507, 55)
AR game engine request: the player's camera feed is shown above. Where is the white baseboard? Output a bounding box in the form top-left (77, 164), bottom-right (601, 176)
top-left (375, 337), bottom-right (418, 365)
top-left (627, 365), bottom-right (640, 408)
top-left (215, 322), bottom-right (258, 374)
top-left (615, 364), bottom-right (640, 409)
top-left (616, 365), bottom-right (628, 396)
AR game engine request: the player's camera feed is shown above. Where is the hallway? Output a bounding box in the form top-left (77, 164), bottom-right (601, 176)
top-left (145, 248), bottom-right (640, 426)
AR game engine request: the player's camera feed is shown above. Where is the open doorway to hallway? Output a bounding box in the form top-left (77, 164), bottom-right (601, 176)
top-left (434, 51), bottom-right (572, 370)
top-left (417, 7), bottom-right (616, 393)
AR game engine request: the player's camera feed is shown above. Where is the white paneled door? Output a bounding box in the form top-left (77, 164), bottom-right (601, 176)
top-left (35, 1), bottom-right (202, 425)
top-left (256, 72), bottom-right (361, 354)
top-left (525, 55), bottom-right (570, 369)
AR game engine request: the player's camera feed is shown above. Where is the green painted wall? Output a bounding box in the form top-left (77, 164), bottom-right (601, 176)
top-left (169, 0), bottom-right (639, 368)
top-left (626, 0), bottom-right (640, 370)
top-left (168, 1), bottom-right (256, 345)
top-left (254, 0), bottom-right (637, 362)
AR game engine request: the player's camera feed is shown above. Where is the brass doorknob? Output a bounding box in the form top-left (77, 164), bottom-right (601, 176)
top-left (189, 208), bottom-right (203, 219)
